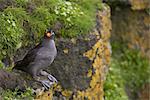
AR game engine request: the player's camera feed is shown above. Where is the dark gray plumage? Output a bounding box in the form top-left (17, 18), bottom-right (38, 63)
top-left (13, 29), bottom-right (57, 89)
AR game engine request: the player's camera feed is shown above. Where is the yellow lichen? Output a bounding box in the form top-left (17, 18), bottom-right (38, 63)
top-left (35, 89), bottom-right (53, 100)
top-left (83, 49), bottom-right (96, 61)
top-left (78, 37), bottom-right (110, 100)
top-left (35, 4), bottom-right (111, 100)
top-left (83, 40), bottom-right (103, 61)
top-left (63, 48), bottom-right (69, 54)
top-left (74, 5), bottom-right (111, 100)
top-left (71, 38), bottom-right (77, 44)
top-left (129, 0), bottom-right (150, 10)
top-left (62, 90), bottom-right (72, 98)
top-left (84, 44), bottom-right (103, 99)
top-left (87, 69), bottom-right (93, 77)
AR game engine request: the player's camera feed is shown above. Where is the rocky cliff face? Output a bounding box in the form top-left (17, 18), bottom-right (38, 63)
top-left (0, 3), bottom-right (112, 100)
top-left (36, 4), bottom-right (111, 100)
top-left (103, 0), bottom-right (150, 10)
top-left (109, 0), bottom-right (150, 60)
top-left (0, 1), bottom-right (149, 99)
top-left (106, 1), bottom-right (150, 100)
top-left (129, 0), bottom-right (150, 10)
top-left (111, 8), bottom-right (150, 60)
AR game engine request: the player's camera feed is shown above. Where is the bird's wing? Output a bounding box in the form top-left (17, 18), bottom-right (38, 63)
top-left (14, 44), bottom-right (43, 70)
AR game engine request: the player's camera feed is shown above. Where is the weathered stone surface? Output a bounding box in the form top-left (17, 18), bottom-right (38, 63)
top-left (111, 7), bottom-right (150, 60)
top-left (129, 0), bottom-right (150, 10)
top-left (0, 69), bottom-right (45, 91)
top-left (103, 0), bottom-right (150, 10)
top-left (36, 4), bottom-right (111, 100)
top-left (0, 69), bottom-right (25, 90)
top-left (49, 36), bottom-right (95, 90)
top-left (0, 3), bottom-right (111, 100)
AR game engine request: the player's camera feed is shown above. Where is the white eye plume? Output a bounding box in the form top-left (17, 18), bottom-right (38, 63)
top-left (51, 30), bottom-right (55, 35)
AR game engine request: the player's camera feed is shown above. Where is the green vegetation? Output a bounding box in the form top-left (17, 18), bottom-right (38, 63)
top-left (0, 88), bottom-right (34, 100)
top-left (104, 58), bottom-right (129, 100)
top-left (0, 0), bottom-right (103, 99)
top-left (104, 42), bottom-right (150, 100)
top-left (0, 0), bottom-right (102, 68)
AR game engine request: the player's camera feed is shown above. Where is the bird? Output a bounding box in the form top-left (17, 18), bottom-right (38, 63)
top-left (13, 29), bottom-right (57, 89)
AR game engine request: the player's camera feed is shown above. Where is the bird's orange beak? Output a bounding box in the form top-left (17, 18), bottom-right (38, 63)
top-left (46, 32), bottom-right (52, 37)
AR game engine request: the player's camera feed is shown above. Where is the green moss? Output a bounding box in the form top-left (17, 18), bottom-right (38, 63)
top-left (0, 11), bottom-right (24, 60)
top-left (0, 0), bottom-right (103, 67)
top-left (104, 59), bottom-right (128, 100)
top-left (0, 88), bottom-right (34, 100)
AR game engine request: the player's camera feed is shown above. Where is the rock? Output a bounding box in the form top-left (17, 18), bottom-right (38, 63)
top-left (0, 69), bottom-right (48, 92)
top-left (111, 6), bottom-right (150, 60)
top-left (103, 0), bottom-right (150, 10)
top-left (41, 4), bottom-right (111, 100)
top-left (0, 69), bottom-right (26, 90)
top-left (0, 3), bottom-right (111, 100)
top-left (129, 0), bottom-right (150, 10)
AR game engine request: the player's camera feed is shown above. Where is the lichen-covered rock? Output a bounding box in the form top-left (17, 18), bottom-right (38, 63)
top-left (36, 4), bottom-right (111, 100)
top-left (0, 69), bottom-right (26, 90)
top-left (129, 0), bottom-right (150, 10)
top-left (0, 3), bottom-right (111, 100)
top-left (103, 0), bottom-right (150, 10)
top-left (111, 7), bottom-right (150, 60)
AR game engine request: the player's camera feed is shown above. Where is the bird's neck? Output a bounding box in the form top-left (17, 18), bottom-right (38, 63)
top-left (42, 39), bottom-right (55, 48)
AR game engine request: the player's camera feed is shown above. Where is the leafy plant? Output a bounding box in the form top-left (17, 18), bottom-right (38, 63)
top-left (104, 59), bottom-right (128, 100)
top-left (0, 88), bottom-right (34, 100)
top-left (29, 6), bottom-right (57, 38)
top-left (15, 0), bottom-right (29, 7)
top-left (0, 12), bottom-right (24, 60)
top-left (104, 42), bottom-right (150, 100)
top-left (0, 0), bottom-right (103, 65)
top-left (0, 0), bottom-right (104, 98)
top-left (120, 49), bottom-right (150, 99)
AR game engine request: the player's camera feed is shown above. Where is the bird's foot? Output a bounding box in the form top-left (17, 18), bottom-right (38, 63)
top-left (40, 70), bottom-right (58, 83)
top-left (34, 76), bottom-right (55, 90)
top-left (40, 80), bottom-right (54, 90)
top-left (48, 74), bottom-right (58, 83)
